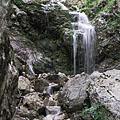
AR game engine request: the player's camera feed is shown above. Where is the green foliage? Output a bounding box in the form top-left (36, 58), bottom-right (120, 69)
top-left (115, 60), bottom-right (119, 65)
top-left (57, 4), bottom-right (62, 9)
top-left (72, 1), bottom-right (77, 5)
top-left (82, 0), bottom-right (100, 9)
top-left (13, 0), bottom-right (24, 5)
top-left (82, 104), bottom-right (109, 120)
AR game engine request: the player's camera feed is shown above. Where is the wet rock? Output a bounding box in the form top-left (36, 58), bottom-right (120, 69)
top-left (18, 76), bottom-right (31, 90)
top-left (46, 106), bottom-right (61, 115)
top-left (89, 69), bottom-right (120, 119)
top-left (58, 73), bottom-right (91, 112)
top-left (53, 93), bottom-right (59, 101)
top-left (8, 30), bottom-right (45, 74)
top-left (43, 105), bottom-right (64, 120)
top-left (54, 113), bottom-right (65, 120)
top-left (48, 83), bottom-right (60, 92)
top-left (10, 1), bottom-right (72, 74)
top-left (34, 78), bottom-right (49, 92)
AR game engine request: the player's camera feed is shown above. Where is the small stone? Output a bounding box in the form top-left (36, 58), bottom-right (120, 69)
top-left (53, 93), bottom-right (59, 101)
top-left (43, 97), bottom-right (49, 106)
top-left (48, 97), bottom-right (57, 106)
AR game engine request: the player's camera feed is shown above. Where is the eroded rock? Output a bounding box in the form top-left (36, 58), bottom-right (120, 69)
top-left (58, 73), bottom-right (91, 112)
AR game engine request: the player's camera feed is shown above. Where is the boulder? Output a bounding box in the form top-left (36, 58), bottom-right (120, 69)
top-left (58, 73), bottom-right (91, 112)
top-left (89, 69), bottom-right (120, 119)
top-left (22, 92), bottom-right (45, 113)
top-left (18, 76), bottom-right (31, 90)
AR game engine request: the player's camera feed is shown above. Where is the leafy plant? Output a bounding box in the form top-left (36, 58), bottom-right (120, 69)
top-left (82, 104), bottom-right (109, 120)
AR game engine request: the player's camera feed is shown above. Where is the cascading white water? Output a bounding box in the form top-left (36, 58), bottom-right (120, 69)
top-left (70, 12), bottom-right (96, 75)
top-left (44, 83), bottom-right (62, 120)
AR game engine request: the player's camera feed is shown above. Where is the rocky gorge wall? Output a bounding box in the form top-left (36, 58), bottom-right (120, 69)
top-left (0, 0), bottom-right (19, 120)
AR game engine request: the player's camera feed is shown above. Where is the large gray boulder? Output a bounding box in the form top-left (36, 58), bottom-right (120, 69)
top-left (58, 73), bottom-right (91, 112)
top-left (89, 69), bottom-right (120, 119)
top-left (59, 69), bottom-right (120, 119)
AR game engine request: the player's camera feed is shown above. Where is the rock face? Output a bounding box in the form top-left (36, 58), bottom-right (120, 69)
top-left (89, 69), bottom-right (120, 119)
top-left (0, 0), bottom-right (19, 120)
top-left (59, 73), bottom-right (91, 112)
top-left (9, 0), bottom-right (73, 74)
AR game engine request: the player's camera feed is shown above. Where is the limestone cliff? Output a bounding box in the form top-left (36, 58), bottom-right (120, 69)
top-left (0, 0), bottom-right (19, 120)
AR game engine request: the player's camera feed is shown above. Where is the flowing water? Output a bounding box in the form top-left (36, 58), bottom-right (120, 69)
top-left (70, 12), bottom-right (96, 75)
top-left (44, 83), bottom-right (62, 120)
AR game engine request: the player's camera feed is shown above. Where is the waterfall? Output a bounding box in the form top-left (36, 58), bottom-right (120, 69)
top-left (42, 0), bottom-right (96, 75)
top-left (70, 12), bottom-right (96, 75)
